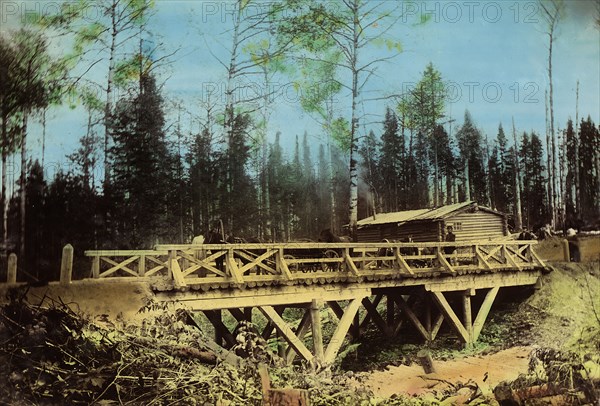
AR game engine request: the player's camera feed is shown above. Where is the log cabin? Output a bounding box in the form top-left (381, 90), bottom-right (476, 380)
top-left (356, 201), bottom-right (508, 242)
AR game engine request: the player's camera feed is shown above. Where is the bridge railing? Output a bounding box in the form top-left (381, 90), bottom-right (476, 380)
top-left (84, 240), bottom-right (545, 288)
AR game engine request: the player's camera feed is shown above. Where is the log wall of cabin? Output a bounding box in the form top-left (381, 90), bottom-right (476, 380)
top-left (444, 211), bottom-right (506, 241)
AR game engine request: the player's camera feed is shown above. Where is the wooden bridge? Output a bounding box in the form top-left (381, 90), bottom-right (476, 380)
top-left (84, 240), bottom-right (547, 368)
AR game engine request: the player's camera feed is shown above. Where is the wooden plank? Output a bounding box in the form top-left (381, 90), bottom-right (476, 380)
top-left (259, 306), bottom-right (314, 364)
top-left (431, 291), bottom-right (470, 343)
top-left (472, 286), bottom-right (500, 341)
top-left (424, 271), bottom-right (540, 292)
top-left (324, 298), bottom-right (363, 365)
top-left (85, 250), bottom-right (169, 256)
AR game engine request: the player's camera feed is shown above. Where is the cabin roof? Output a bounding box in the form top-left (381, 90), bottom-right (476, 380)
top-left (357, 201), bottom-right (502, 228)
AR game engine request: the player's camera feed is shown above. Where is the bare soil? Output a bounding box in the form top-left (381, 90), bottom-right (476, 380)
top-left (351, 346), bottom-right (532, 398)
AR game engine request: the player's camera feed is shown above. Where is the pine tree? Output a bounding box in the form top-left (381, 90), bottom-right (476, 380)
top-left (578, 116), bottom-right (599, 225)
top-left (456, 111), bottom-right (488, 204)
top-left (358, 129), bottom-right (381, 217)
top-left (379, 108), bottom-right (403, 212)
top-left (108, 73), bottom-right (176, 248)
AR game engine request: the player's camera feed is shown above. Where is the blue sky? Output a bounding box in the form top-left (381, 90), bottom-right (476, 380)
top-left (1, 0), bottom-right (599, 179)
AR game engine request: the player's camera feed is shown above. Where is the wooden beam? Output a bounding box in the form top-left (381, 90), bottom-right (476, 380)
top-left (277, 249), bottom-right (294, 280)
top-left (430, 313), bottom-right (444, 341)
top-left (258, 306), bottom-right (314, 364)
top-left (431, 292), bottom-right (470, 343)
top-left (358, 294), bottom-right (383, 331)
top-left (204, 310), bottom-right (236, 348)
top-left (344, 248), bottom-right (360, 276)
top-left (436, 250), bottom-right (456, 274)
top-left (170, 256), bottom-right (186, 288)
top-left (393, 296), bottom-right (429, 341)
top-left (163, 285), bottom-right (373, 311)
top-left (226, 249), bottom-right (244, 284)
top-left (394, 248), bottom-right (415, 275)
top-left (502, 245), bottom-right (521, 270)
top-left (472, 286), bottom-right (500, 341)
top-left (324, 298), bottom-right (363, 365)
top-left (361, 296), bottom-right (390, 336)
top-left (286, 310), bottom-right (312, 364)
top-left (475, 249), bottom-right (493, 270)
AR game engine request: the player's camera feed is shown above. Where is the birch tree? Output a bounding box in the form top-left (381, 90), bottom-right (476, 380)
top-left (278, 0), bottom-right (404, 239)
top-left (539, 0), bottom-right (565, 228)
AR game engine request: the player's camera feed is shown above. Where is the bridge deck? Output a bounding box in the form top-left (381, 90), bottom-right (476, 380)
top-left (83, 240), bottom-right (547, 368)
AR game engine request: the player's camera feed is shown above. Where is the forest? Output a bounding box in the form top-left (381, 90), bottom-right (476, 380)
top-left (0, 0), bottom-right (598, 281)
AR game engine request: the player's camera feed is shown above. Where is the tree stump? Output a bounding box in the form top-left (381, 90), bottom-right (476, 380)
top-left (417, 349), bottom-right (436, 374)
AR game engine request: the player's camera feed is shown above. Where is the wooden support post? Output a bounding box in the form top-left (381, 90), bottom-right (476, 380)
top-left (386, 295), bottom-right (395, 332)
top-left (472, 286), bottom-right (500, 341)
top-left (310, 300), bottom-right (324, 363)
top-left (424, 294), bottom-right (432, 335)
top-left (60, 244), bottom-right (74, 285)
top-left (463, 290), bottom-right (474, 347)
top-left (562, 239), bottom-right (570, 262)
top-left (324, 298), bottom-right (363, 365)
top-left (7, 253), bottom-right (17, 283)
top-left (92, 256), bottom-right (100, 278)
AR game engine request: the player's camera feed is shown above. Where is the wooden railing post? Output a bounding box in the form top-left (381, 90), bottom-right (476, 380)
top-left (7, 253), bottom-right (17, 283)
top-left (92, 256), bottom-right (100, 278)
top-left (60, 244), bottom-right (74, 285)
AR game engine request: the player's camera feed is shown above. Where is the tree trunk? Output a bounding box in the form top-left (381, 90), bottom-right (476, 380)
top-left (545, 90), bottom-right (553, 226)
top-left (348, 0), bottom-right (359, 241)
top-left (1, 113), bottom-right (7, 260)
top-left (548, 31), bottom-right (558, 229)
top-left (574, 81), bottom-right (580, 220)
top-left (104, 0), bottom-right (118, 185)
top-left (512, 118), bottom-right (523, 231)
top-left (20, 111), bottom-right (28, 261)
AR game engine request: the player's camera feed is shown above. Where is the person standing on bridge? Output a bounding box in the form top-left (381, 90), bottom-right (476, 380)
top-left (444, 225), bottom-right (456, 260)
